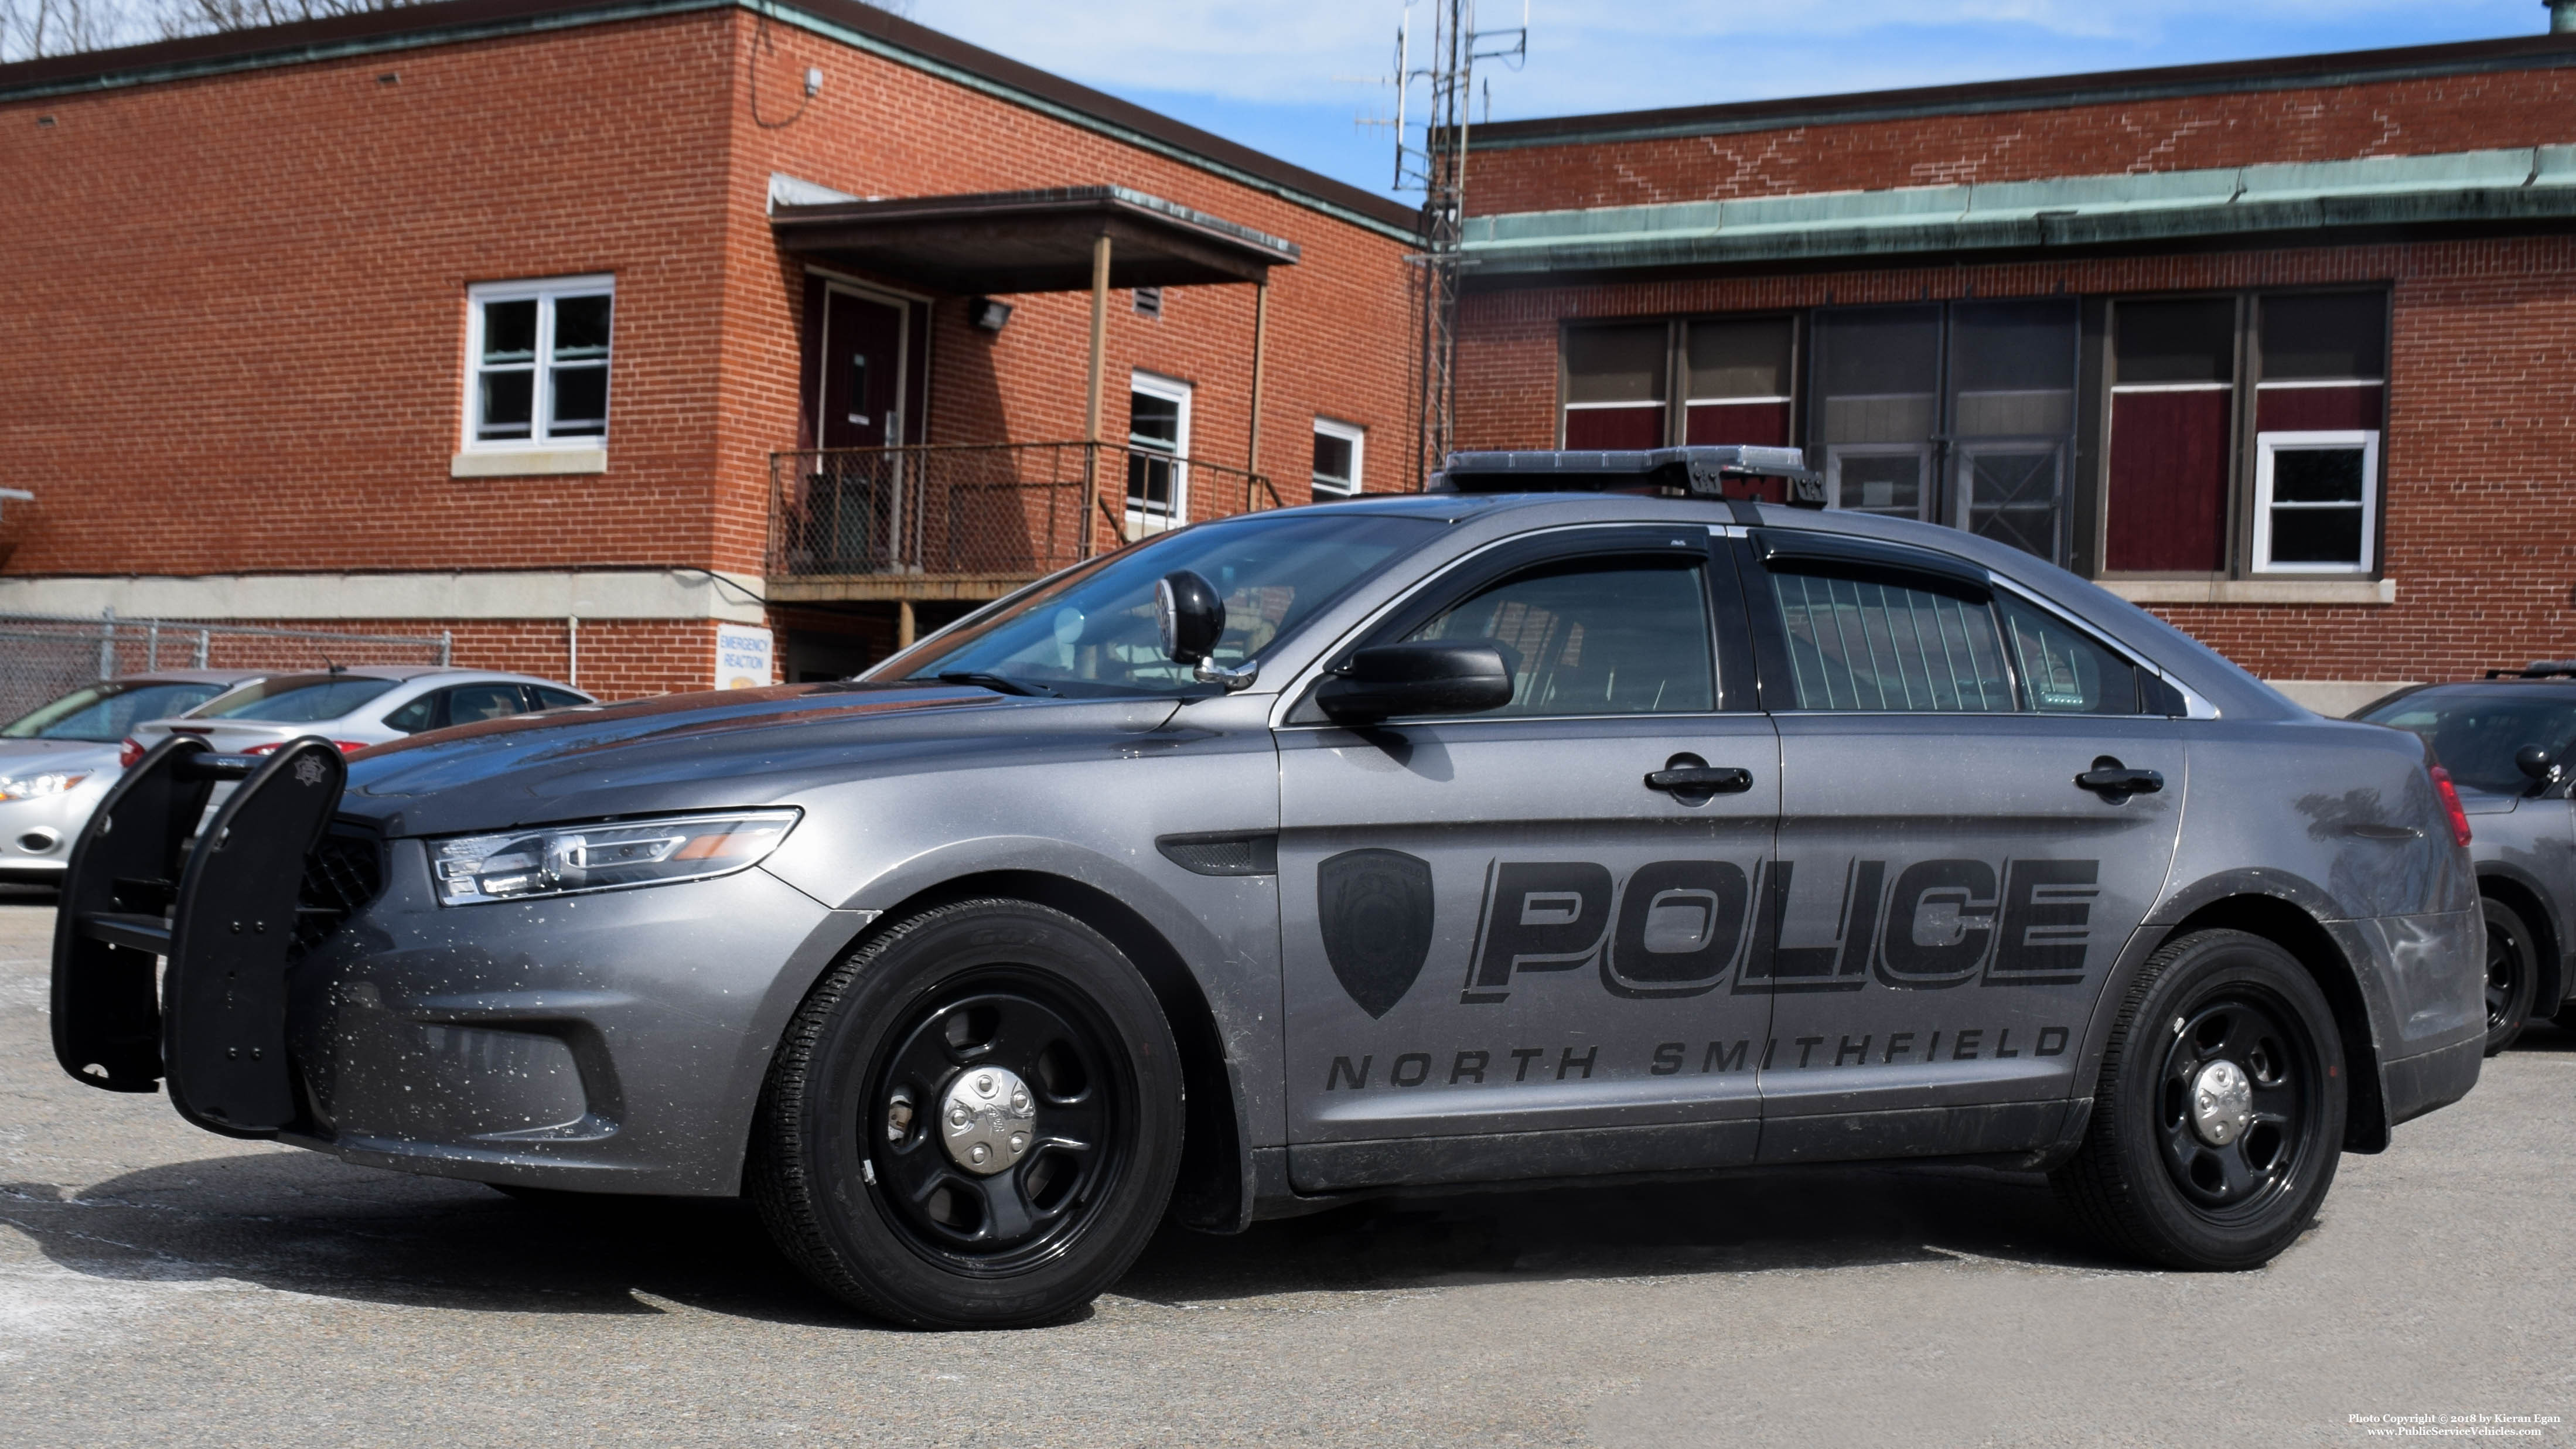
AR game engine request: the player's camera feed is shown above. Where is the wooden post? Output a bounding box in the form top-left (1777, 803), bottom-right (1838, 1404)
top-left (1247, 277), bottom-right (1270, 509)
top-left (1081, 233), bottom-right (1113, 557)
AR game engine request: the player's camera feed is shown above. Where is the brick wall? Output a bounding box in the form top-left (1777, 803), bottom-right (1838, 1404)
top-left (0, 7), bottom-right (1426, 615)
top-left (1468, 64), bottom-right (2576, 214)
top-left (1457, 237), bottom-right (2576, 682)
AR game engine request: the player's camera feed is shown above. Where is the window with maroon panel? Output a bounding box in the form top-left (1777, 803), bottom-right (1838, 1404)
top-left (1683, 316), bottom-right (1794, 446)
top-left (1562, 323), bottom-right (1669, 448)
top-left (2105, 299), bottom-right (2236, 574)
top-left (2252, 292), bottom-right (2386, 575)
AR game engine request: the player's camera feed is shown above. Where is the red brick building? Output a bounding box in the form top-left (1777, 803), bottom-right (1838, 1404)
top-left (1453, 30), bottom-right (2576, 711)
top-left (0, 0), bottom-right (1425, 695)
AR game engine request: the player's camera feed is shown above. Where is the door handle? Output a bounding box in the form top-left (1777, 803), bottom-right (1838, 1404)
top-left (2076, 755), bottom-right (2164, 802)
top-left (1645, 756), bottom-right (1754, 796)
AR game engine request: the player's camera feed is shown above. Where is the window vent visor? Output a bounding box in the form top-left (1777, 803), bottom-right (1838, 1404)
top-left (1751, 529), bottom-right (1992, 601)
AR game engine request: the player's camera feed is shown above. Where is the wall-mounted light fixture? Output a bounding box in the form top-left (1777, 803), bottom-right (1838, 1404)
top-left (805, 66), bottom-right (823, 96)
top-left (968, 298), bottom-right (1014, 333)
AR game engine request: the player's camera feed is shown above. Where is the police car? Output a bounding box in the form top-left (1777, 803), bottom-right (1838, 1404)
top-left (49, 446), bottom-right (2484, 1329)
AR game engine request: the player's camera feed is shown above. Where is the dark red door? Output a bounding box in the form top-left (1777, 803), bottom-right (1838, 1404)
top-left (819, 290), bottom-right (905, 449)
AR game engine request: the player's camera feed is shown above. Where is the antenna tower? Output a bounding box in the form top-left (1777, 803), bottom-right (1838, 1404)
top-left (1379, 1), bottom-right (1524, 485)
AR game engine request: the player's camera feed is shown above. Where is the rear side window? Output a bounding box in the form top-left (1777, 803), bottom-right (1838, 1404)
top-left (1771, 572), bottom-right (2012, 712)
top-left (382, 695), bottom-right (439, 734)
top-left (444, 683), bottom-right (527, 725)
top-left (530, 686), bottom-right (588, 709)
top-left (2000, 596), bottom-right (2141, 715)
top-left (1408, 557), bottom-right (1714, 717)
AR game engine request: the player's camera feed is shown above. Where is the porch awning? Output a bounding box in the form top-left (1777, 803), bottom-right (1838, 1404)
top-left (771, 185), bottom-right (1301, 293)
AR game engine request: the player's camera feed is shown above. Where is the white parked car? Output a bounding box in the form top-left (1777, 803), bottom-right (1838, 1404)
top-left (129, 667), bottom-right (594, 759)
top-left (0, 670), bottom-right (269, 882)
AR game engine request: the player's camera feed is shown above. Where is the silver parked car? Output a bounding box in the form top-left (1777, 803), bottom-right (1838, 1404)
top-left (128, 666), bottom-right (593, 758)
top-left (49, 448), bottom-right (2483, 1329)
top-left (2353, 666), bottom-right (2576, 1054)
top-left (0, 671), bottom-right (267, 882)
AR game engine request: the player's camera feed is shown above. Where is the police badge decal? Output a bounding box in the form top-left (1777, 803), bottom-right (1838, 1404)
top-left (1317, 848), bottom-right (1435, 1018)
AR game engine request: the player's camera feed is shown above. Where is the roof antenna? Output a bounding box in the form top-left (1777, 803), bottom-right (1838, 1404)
top-left (325, 657), bottom-right (344, 675)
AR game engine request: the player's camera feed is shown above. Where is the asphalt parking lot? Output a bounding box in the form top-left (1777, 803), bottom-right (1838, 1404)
top-left (3, 894), bottom-right (2569, 1448)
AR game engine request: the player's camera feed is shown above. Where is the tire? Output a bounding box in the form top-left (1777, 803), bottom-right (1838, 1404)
top-left (2051, 929), bottom-right (2346, 1271)
top-left (748, 898), bottom-right (1183, 1329)
top-left (2481, 896), bottom-right (2540, 1056)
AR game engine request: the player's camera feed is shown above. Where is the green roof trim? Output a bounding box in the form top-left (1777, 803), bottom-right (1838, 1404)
top-left (1461, 146), bottom-right (2576, 275)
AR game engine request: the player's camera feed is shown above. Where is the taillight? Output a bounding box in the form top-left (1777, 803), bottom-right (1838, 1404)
top-left (2430, 764), bottom-right (2473, 848)
top-left (118, 738), bottom-right (144, 769)
top-left (244, 739), bottom-right (370, 758)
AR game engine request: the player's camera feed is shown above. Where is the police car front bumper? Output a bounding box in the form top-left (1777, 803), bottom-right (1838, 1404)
top-left (282, 838), bottom-right (859, 1196)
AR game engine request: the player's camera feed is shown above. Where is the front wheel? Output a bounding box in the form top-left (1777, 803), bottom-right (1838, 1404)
top-left (2481, 896), bottom-right (2539, 1056)
top-left (749, 899), bottom-right (1183, 1329)
top-left (2052, 929), bottom-right (2345, 1271)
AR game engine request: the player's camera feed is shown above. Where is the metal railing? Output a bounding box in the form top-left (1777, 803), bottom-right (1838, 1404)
top-left (768, 442), bottom-right (1283, 582)
top-left (0, 611), bottom-right (451, 725)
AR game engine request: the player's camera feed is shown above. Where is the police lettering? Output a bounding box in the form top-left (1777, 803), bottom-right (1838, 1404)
top-left (1459, 854), bottom-right (2099, 1004)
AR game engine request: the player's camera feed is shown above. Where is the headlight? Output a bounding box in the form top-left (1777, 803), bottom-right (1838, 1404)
top-left (431, 810), bottom-right (800, 906)
top-left (0, 771), bottom-right (90, 802)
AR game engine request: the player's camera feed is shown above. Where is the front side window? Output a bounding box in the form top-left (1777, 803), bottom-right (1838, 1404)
top-left (1311, 417), bottom-right (1364, 496)
top-left (468, 277), bottom-right (614, 446)
top-left (1409, 557), bottom-right (1714, 718)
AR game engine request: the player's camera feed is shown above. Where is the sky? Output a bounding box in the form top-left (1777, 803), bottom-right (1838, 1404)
top-left (907, 1), bottom-right (2558, 198)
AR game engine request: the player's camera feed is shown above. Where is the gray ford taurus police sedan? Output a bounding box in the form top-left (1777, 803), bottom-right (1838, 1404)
top-left (49, 447), bottom-right (2484, 1329)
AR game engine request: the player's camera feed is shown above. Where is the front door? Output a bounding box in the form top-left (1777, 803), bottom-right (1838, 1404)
top-left (812, 289), bottom-right (908, 570)
top-left (1276, 527), bottom-right (1780, 1194)
top-left (1733, 534), bottom-right (2186, 1162)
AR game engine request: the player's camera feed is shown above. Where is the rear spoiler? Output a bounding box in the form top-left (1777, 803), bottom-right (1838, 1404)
top-left (50, 734), bottom-right (346, 1138)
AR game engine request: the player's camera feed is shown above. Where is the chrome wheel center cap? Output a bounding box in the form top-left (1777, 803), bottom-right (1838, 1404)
top-left (940, 1066), bottom-right (1036, 1175)
top-left (2189, 1059), bottom-right (2254, 1147)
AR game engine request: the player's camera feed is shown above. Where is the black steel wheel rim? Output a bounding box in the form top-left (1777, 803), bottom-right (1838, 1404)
top-left (2155, 988), bottom-right (2319, 1220)
top-left (2486, 916), bottom-right (2526, 1033)
top-left (864, 970), bottom-right (1130, 1276)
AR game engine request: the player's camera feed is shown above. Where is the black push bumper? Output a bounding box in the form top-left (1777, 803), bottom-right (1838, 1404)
top-left (50, 734), bottom-right (347, 1138)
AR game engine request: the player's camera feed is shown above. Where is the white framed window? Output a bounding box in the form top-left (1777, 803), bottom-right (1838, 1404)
top-left (1126, 371), bottom-right (1192, 529)
top-left (1311, 416), bottom-right (1364, 496)
top-left (465, 275), bottom-right (615, 449)
top-left (2253, 430), bottom-right (2379, 575)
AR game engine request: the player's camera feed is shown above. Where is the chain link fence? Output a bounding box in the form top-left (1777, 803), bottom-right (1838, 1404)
top-left (0, 611), bottom-right (451, 725)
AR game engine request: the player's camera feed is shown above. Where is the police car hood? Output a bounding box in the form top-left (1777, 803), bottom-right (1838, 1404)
top-left (334, 680), bottom-right (1180, 838)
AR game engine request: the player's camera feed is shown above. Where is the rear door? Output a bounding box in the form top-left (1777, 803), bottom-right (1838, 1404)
top-left (1275, 525), bottom-right (1780, 1193)
top-left (1732, 529), bottom-right (2186, 1163)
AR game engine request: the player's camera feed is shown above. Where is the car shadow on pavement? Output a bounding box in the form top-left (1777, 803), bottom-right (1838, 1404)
top-left (4, 1147), bottom-right (2134, 1329)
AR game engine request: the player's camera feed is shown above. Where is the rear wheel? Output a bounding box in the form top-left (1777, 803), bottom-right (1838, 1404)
top-left (2481, 896), bottom-right (2539, 1056)
top-left (2052, 929), bottom-right (2345, 1270)
top-left (749, 899), bottom-right (1182, 1329)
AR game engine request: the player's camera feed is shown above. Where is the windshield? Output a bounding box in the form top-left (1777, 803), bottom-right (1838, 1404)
top-left (2359, 686), bottom-right (2576, 794)
top-left (893, 512), bottom-right (1440, 697)
top-left (0, 680), bottom-right (235, 742)
top-left (196, 675), bottom-right (404, 723)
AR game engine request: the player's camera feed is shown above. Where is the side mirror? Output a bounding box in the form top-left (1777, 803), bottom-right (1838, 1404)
top-left (1155, 571), bottom-right (1224, 666)
top-left (2516, 744), bottom-right (2559, 786)
top-left (1315, 641), bottom-right (1514, 725)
